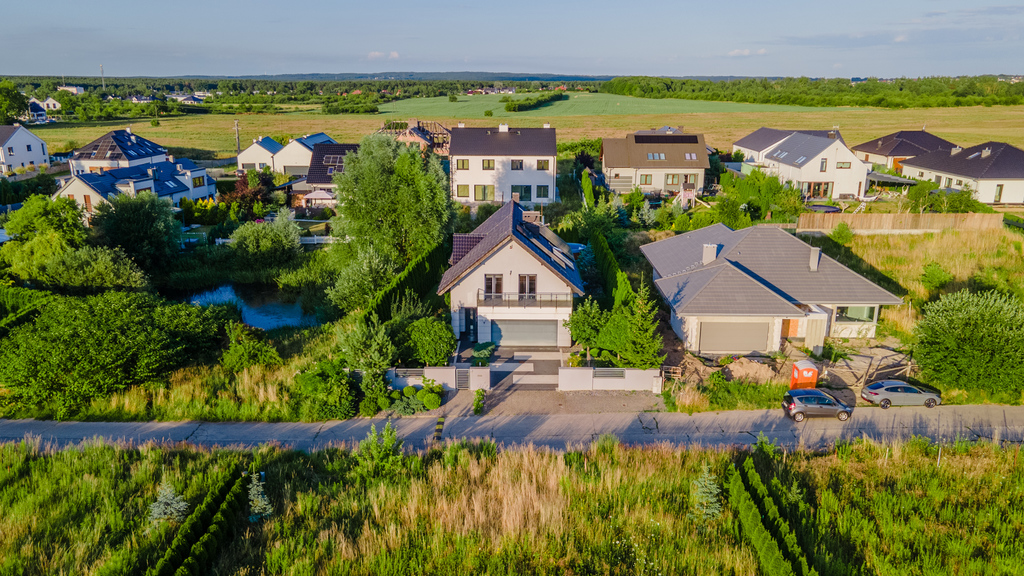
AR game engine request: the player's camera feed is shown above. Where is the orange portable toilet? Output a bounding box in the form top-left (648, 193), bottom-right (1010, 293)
top-left (790, 360), bottom-right (818, 389)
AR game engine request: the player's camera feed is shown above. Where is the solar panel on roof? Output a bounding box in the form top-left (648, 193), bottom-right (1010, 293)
top-left (634, 134), bottom-right (699, 144)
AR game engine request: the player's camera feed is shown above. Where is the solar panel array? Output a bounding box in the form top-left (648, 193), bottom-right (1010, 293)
top-left (634, 134), bottom-right (699, 144)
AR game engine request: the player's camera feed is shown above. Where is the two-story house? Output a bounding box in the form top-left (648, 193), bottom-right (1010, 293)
top-left (294, 142), bottom-right (361, 207)
top-left (760, 133), bottom-right (869, 200)
top-left (273, 133), bottom-right (337, 176)
top-left (0, 125), bottom-right (49, 174)
top-left (237, 136), bottom-right (284, 172)
top-left (449, 124), bottom-right (557, 206)
top-left (732, 127), bottom-right (844, 163)
top-left (438, 200), bottom-right (583, 347)
top-left (601, 126), bottom-right (710, 204)
top-left (70, 128), bottom-right (167, 175)
top-left (54, 158), bottom-right (215, 217)
top-left (851, 130), bottom-right (957, 171)
top-left (899, 142), bottom-right (1024, 204)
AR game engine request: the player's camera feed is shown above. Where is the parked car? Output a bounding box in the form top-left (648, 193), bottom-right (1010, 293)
top-left (861, 380), bottom-right (941, 409)
top-left (782, 389), bottom-right (852, 422)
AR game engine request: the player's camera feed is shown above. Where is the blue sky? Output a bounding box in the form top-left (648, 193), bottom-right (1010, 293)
top-left (5, 0), bottom-right (1022, 78)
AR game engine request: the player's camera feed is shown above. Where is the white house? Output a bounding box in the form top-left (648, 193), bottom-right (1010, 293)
top-left (900, 142), bottom-right (1024, 204)
top-left (54, 159), bottom-right (215, 216)
top-left (850, 130), bottom-right (956, 171)
top-left (41, 97), bottom-right (61, 111)
top-left (272, 133), bottom-right (336, 176)
top-left (601, 126), bottom-right (710, 204)
top-left (732, 127), bottom-right (844, 163)
top-left (438, 200), bottom-right (583, 347)
top-left (24, 100), bottom-right (47, 123)
top-left (58, 86), bottom-right (85, 95)
top-left (237, 136), bottom-right (284, 172)
top-left (70, 128), bottom-right (168, 175)
top-left (0, 125), bottom-right (49, 174)
top-left (449, 124), bottom-right (557, 206)
top-left (760, 133), bottom-right (869, 200)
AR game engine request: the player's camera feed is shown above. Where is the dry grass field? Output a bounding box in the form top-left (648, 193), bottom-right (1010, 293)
top-left (29, 99), bottom-right (1024, 158)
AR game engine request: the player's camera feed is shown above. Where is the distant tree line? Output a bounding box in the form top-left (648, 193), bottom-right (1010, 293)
top-left (600, 76), bottom-right (1024, 108)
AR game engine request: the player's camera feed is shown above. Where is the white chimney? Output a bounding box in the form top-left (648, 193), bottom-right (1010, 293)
top-left (511, 192), bottom-right (520, 203)
top-left (126, 126), bottom-right (132, 134)
top-left (951, 146), bottom-right (963, 155)
top-left (498, 123), bottom-right (509, 133)
top-left (543, 122), bottom-right (551, 128)
top-left (810, 247), bottom-right (821, 272)
top-left (457, 122), bottom-right (465, 128)
top-left (981, 147), bottom-right (992, 158)
top-left (702, 244), bottom-right (718, 265)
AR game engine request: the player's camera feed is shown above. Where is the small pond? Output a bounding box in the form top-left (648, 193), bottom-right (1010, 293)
top-left (184, 284), bottom-right (318, 331)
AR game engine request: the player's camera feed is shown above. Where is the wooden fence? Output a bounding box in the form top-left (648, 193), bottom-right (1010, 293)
top-left (797, 212), bottom-right (1005, 233)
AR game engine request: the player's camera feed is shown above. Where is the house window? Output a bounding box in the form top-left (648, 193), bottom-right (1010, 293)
top-left (241, 163), bottom-right (256, 170)
top-left (646, 153), bottom-right (666, 160)
top-left (84, 196), bottom-right (92, 213)
top-left (474, 185), bottom-right (494, 201)
top-left (666, 174), bottom-right (679, 185)
top-left (536, 185), bottom-right (549, 199)
top-left (457, 185), bottom-right (469, 198)
top-left (192, 176), bottom-right (204, 188)
top-left (685, 153), bottom-right (697, 160)
top-left (482, 159), bottom-right (495, 170)
top-left (820, 158), bottom-right (828, 172)
top-left (836, 162), bottom-right (851, 169)
top-left (484, 274), bottom-right (503, 295)
top-left (537, 159), bottom-right (549, 171)
top-left (639, 174), bottom-right (652, 185)
top-left (995, 184), bottom-right (1003, 203)
top-left (258, 163), bottom-right (267, 169)
top-left (518, 274), bottom-right (537, 299)
top-left (684, 174), bottom-right (697, 184)
top-left (26, 145), bottom-right (32, 152)
top-left (511, 160), bottom-right (523, 170)
top-left (456, 159), bottom-right (469, 170)
top-left (836, 306), bottom-right (877, 323)
top-left (945, 177), bottom-right (953, 187)
top-left (327, 167), bottom-right (335, 175)
top-left (918, 171), bottom-right (924, 177)
top-left (6, 147), bottom-right (12, 155)
top-left (511, 184), bottom-right (531, 201)
top-left (955, 179), bottom-right (963, 186)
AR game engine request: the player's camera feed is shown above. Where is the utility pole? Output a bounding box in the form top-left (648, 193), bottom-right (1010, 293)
top-left (234, 120), bottom-right (240, 156)
top-left (100, 65), bottom-right (105, 90)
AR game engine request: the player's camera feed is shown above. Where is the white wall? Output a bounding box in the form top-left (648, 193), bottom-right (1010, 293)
top-left (273, 140), bottom-right (314, 175)
top-left (0, 127), bottom-right (49, 172)
top-left (70, 154), bottom-right (166, 176)
top-left (450, 154), bottom-right (557, 205)
top-left (901, 164), bottom-right (1024, 204)
top-left (237, 143), bottom-right (276, 172)
top-left (557, 367), bottom-right (662, 392)
top-left (764, 141), bottom-right (868, 199)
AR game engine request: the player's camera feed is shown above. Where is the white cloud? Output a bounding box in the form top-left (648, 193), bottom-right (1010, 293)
top-left (389, 51), bottom-right (399, 59)
top-left (368, 51), bottom-right (385, 60)
top-left (894, 34), bottom-right (908, 42)
top-left (757, 48), bottom-right (768, 55)
top-left (728, 48), bottom-right (767, 57)
top-left (728, 49), bottom-right (751, 57)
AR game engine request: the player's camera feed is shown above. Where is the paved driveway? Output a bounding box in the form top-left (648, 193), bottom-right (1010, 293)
top-left (1, 405), bottom-right (1022, 451)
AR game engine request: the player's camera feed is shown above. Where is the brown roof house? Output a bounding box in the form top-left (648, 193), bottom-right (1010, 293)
top-left (851, 130), bottom-right (957, 171)
top-left (641, 224), bottom-right (901, 355)
top-left (601, 126), bottom-right (710, 204)
top-left (438, 200), bottom-right (583, 347)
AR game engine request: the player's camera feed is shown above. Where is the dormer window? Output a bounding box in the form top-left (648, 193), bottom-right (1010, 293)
top-left (647, 153), bottom-right (665, 160)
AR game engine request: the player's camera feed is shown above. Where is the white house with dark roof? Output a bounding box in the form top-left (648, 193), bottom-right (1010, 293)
top-left (732, 127), bottom-right (844, 163)
top-left (292, 142), bottom-right (360, 207)
top-left (54, 159), bottom-right (215, 216)
top-left (24, 100), bottom-right (48, 123)
top-left (851, 130), bottom-right (957, 171)
top-left (760, 133), bottom-right (869, 200)
top-left (899, 142), bottom-right (1024, 204)
top-left (0, 125), bottom-right (49, 174)
top-left (449, 124), bottom-right (556, 205)
top-left (641, 224), bottom-right (902, 356)
top-left (237, 136), bottom-right (284, 172)
top-left (601, 126), bottom-right (710, 203)
top-left (273, 133), bottom-right (337, 176)
top-left (438, 200), bottom-right (583, 347)
top-left (70, 128), bottom-right (167, 175)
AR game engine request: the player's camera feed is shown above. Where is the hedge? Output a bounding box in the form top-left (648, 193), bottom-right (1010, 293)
top-left (590, 234), bottom-right (634, 309)
top-left (504, 91), bottom-right (567, 112)
top-left (728, 469), bottom-right (797, 576)
top-left (742, 458), bottom-right (818, 576)
top-left (356, 240), bottom-right (449, 326)
top-left (0, 286), bottom-right (52, 337)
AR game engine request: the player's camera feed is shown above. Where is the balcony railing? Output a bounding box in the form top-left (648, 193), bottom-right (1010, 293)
top-left (477, 290), bottom-right (573, 309)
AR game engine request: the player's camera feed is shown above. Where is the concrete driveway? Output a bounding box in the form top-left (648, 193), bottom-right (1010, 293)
top-left (1, 404), bottom-right (1022, 452)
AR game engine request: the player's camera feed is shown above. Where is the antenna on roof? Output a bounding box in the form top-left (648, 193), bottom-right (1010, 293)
top-left (100, 64), bottom-right (105, 90)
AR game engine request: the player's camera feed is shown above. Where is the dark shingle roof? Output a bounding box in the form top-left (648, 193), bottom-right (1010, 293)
top-left (900, 142), bottom-right (1024, 180)
top-left (851, 130), bottom-right (956, 158)
top-left (449, 126), bottom-right (556, 157)
top-left (765, 133), bottom-right (838, 168)
top-left (76, 161), bottom-right (193, 200)
top-left (734, 127), bottom-right (844, 152)
top-left (72, 130), bottom-right (165, 162)
top-left (438, 201), bottom-right (583, 295)
top-left (642, 225), bottom-right (901, 316)
top-left (0, 126), bottom-right (24, 146)
top-left (306, 143), bottom-right (360, 185)
top-left (602, 127), bottom-right (710, 169)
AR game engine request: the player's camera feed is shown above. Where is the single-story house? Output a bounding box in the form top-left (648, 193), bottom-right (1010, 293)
top-left (851, 130), bottom-right (957, 171)
top-left (760, 133), bottom-right (870, 200)
top-left (641, 223), bottom-right (902, 356)
top-left (899, 142), bottom-right (1024, 204)
top-left (732, 127), bottom-right (844, 163)
top-left (438, 200), bottom-right (583, 347)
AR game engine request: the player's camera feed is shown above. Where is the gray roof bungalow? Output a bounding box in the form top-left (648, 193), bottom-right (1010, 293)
top-left (641, 224), bottom-right (901, 355)
top-left (732, 127), bottom-right (843, 163)
top-left (899, 142), bottom-right (1024, 204)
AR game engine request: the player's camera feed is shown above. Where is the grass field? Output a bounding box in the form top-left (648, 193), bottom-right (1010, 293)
top-left (28, 98), bottom-right (1024, 158)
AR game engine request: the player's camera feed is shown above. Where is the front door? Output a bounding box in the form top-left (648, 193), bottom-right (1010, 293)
top-left (464, 308), bottom-right (477, 341)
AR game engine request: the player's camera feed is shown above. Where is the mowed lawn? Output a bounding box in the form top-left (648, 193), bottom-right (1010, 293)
top-left (29, 99), bottom-right (1024, 158)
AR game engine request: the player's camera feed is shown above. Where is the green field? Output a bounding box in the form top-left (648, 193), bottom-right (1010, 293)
top-left (377, 92), bottom-right (841, 118)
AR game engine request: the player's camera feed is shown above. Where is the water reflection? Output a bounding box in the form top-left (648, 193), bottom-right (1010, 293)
top-left (186, 284), bottom-right (317, 330)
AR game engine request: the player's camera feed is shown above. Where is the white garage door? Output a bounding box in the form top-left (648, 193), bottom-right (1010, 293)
top-left (699, 322), bottom-right (770, 353)
top-left (491, 320), bottom-right (558, 347)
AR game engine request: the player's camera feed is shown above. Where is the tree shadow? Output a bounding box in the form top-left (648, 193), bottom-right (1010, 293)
top-left (800, 234), bottom-right (908, 298)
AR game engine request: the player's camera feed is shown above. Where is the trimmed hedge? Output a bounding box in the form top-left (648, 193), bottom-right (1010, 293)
top-left (729, 468), bottom-right (796, 576)
top-left (742, 458), bottom-right (818, 576)
top-left (356, 240), bottom-right (448, 325)
top-left (591, 234), bottom-right (634, 309)
top-left (504, 91), bottom-right (566, 112)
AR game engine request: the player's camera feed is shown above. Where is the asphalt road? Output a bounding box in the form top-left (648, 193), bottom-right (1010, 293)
top-left (2, 404), bottom-right (1023, 451)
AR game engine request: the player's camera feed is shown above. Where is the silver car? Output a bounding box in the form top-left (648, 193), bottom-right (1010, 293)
top-left (861, 380), bottom-right (941, 409)
top-left (782, 389), bottom-right (852, 422)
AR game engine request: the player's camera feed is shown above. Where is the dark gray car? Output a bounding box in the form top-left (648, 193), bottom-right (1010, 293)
top-left (861, 380), bottom-right (941, 409)
top-left (782, 389), bottom-right (852, 422)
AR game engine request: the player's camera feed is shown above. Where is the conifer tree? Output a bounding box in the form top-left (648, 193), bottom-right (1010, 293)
top-left (248, 474), bottom-right (273, 520)
top-left (148, 479), bottom-right (189, 526)
top-left (688, 462), bottom-right (723, 524)
top-left (619, 279), bottom-right (665, 369)
top-left (581, 171), bottom-right (595, 208)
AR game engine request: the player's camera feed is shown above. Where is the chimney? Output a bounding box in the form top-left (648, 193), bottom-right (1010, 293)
top-left (126, 126), bottom-right (132, 134)
top-left (512, 192), bottom-right (521, 203)
top-left (810, 247), bottom-right (821, 272)
top-left (457, 122), bottom-right (465, 128)
top-left (543, 122), bottom-right (551, 128)
top-left (951, 146), bottom-right (963, 155)
top-left (702, 244), bottom-right (718, 265)
top-left (167, 155), bottom-right (175, 163)
top-left (12, 122), bottom-right (19, 127)
top-left (498, 123), bottom-right (509, 133)
top-left (981, 147), bottom-right (992, 158)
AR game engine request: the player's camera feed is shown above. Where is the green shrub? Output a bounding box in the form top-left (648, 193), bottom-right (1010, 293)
top-left (472, 341), bottom-right (495, 359)
top-left (483, 109), bottom-right (493, 117)
top-left (473, 389), bottom-right (486, 415)
top-left (402, 385), bottom-right (419, 398)
top-left (741, 458), bottom-right (818, 576)
top-left (221, 322), bottom-right (282, 374)
top-left (421, 392), bottom-right (441, 410)
top-left (920, 261), bottom-right (954, 291)
top-left (828, 222), bottom-right (854, 245)
top-left (294, 360), bottom-right (357, 421)
top-left (407, 316), bottom-right (456, 366)
top-left (504, 91), bottom-right (566, 112)
top-left (229, 214), bottom-right (301, 267)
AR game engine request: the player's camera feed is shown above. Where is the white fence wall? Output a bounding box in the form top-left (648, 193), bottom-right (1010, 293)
top-left (557, 367), bottom-right (662, 393)
top-left (385, 366), bottom-right (458, 391)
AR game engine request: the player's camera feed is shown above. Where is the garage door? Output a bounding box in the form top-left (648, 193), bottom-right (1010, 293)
top-left (491, 320), bottom-right (558, 347)
top-left (699, 322), bottom-right (770, 353)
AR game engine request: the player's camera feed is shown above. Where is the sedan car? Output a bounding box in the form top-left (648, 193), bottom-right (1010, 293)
top-left (782, 389), bottom-right (852, 422)
top-left (861, 380), bottom-right (941, 409)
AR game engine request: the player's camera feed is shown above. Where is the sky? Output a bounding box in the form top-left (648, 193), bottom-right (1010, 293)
top-left (4, 0), bottom-right (1022, 78)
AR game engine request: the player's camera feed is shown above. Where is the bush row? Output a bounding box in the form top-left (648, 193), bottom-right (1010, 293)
top-left (504, 91), bottom-right (566, 112)
top-left (741, 459), bottom-right (818, 576)
top-left (357, 241), bottom-right (448, 326)
top-left (171, 474), bottom-right (248, 576)
top-left (591, 234), bottom-right (634, 309)
top-left (147, 470), bottom-right (240, 576)
top-left (728, 468), bottom-right (796, 576)
top-left (0, 286), bottom-right (52, 336)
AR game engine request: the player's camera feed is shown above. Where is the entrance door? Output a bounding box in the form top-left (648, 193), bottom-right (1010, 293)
top-left (464, 308), bottom-right (477, 341)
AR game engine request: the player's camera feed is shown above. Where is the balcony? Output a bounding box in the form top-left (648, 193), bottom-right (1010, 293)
top-left (477, 290), bottom-right (573, 309)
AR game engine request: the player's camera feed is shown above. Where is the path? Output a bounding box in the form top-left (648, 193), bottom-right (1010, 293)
top-left (2, 404), bottom-right (1023, 451)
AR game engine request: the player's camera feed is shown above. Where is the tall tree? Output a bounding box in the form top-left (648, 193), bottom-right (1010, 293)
top-left (618, 279), bottom-right (666, 369)
top-left (92, 191), bottom-right (181, 272)
top-left (334, 134), bottom-right (451, 264)
top-left (563, 297), bottom-right (608, 361)
top-left (0, 80), bottom-right (29, 124)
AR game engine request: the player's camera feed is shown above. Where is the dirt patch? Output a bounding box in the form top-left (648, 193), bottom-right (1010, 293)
top-left (722, 357), bottom-right (779, 384)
